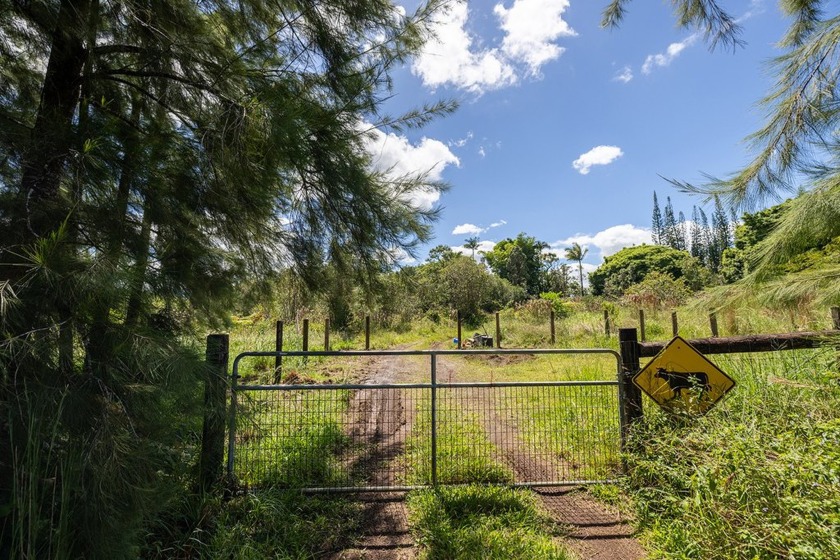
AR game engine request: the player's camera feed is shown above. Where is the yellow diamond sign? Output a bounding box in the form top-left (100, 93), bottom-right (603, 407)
top-left (632, 336), bottom-right (735, 414)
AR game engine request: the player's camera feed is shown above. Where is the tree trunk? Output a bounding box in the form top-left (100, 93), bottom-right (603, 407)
top-left (19, 0), bottom-right (94, 237)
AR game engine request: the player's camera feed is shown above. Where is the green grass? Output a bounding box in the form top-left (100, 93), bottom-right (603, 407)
top-left (406, 485), bottom-right (572, 560)
top-left (405, 399), bottom-right (513, 485)
top-left (205, 489), bottom-right (362, 559)
top-left (624, 348), bottom-right (840, 559)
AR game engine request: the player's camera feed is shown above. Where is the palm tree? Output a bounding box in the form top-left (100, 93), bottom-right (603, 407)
top-left (464, 236), bottom-right (480, 260)
top-left (564, 242), bottom-right (588, 296)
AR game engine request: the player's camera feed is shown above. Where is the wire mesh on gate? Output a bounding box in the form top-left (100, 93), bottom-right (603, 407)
top-left (229, 349), bottom-right (623, 491)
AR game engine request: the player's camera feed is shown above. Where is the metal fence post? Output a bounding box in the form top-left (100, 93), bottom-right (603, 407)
top-left (618, 328), bottom-right (643, 455)
top-left (200, 335), bottom-right (229, 492)
top-left (274, 320), bottom-right (283, 383)
top-left (430, 353), bottom-right (438, 487)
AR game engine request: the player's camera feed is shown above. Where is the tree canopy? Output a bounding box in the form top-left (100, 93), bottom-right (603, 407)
top-left (606, 0), bottom-right (840, 300)
top-left (0, 0), bottom-right (454, 556)
top-left (483, 233), bottom-right (552, 296)
top-left (588, 244), bottom-right (708, 297)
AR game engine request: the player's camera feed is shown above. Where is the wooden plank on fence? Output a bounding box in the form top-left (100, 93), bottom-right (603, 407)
top-left (639, 330), bottom-right (840, 358)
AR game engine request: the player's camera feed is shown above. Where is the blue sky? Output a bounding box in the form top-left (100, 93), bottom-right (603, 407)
top-left (365, 0), bottom-right (788, 274)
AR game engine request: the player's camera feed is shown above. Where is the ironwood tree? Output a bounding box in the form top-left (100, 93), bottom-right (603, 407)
top-left (0, 0), bottom-right (454, 556)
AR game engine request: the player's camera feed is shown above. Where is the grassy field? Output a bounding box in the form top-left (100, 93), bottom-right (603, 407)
top-left (193, 300), bottom-right (840, 559)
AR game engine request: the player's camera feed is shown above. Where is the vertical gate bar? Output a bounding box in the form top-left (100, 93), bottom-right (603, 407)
top-left (226, 353), bottom-right (239, 478)
top-left (430, 353), bottom-right (438, 487)
top-left (274, 320), bottom-right (283, 383)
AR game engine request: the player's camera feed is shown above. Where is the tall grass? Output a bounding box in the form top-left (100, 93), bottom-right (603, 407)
top-left (624, 348), bottom-right (840, 559)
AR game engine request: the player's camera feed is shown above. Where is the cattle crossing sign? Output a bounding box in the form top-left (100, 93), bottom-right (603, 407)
top-left (632, 336), bottom-right (735, 414)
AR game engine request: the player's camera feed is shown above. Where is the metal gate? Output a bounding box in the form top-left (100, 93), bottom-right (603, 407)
top-left (227, 349), bottom-right (625, 492)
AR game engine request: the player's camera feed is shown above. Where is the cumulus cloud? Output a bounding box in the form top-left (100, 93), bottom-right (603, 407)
top-left (494, 0), bottom-right (576, 74)
top-left (553, 224), bottom-right (652, 260)
top-left (452, 219), bottom-right (507, 236)
top-left (613, 66), bottom-right (633, 83)
top-left (572, 145), bottom-right (624, 175)
top-left (411, 0), bottom-right (574, 94)
top-left (641, 34), bottom-right (698, 74)
top-left (363, 126), bottom-right (460, 210)
top-left (452, 223), bottom-right (484, 236)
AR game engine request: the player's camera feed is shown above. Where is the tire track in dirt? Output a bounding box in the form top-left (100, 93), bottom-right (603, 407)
top-left (436, 355), bottom-right (646, 560)
top-left (327, 353), bottom-right (422, 560)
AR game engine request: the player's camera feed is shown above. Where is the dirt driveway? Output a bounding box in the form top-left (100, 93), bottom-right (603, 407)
top-left (327, 351), bottom-right (645, 560)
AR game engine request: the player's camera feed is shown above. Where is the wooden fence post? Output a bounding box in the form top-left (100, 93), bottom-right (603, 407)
top-left (550, 310), bottom-right (556, 344)
top-left (671, 311), bottom-right (678, 337)
top-left (495, 312), bottom-right (501, 348)
top-left (200, 334), bottom-right (228, 492)
top-left (618, 328), bottom-right (643, 454)
top-left (710, 313), bottom-right (719, 338)
top-left (324, 318), bottom-right (330, 351)
top-left (274, 320), bottom-right (283, 384)
top-left (365, 315), bottom-right (371, 350)
top-left (604, 309), bottom-right (610, 337)
top-left (638, 309), bottom-right (646, 342)
top-left (302, 319), bottom-right (309, 352)
top-left (832, 306), bottom-right (840, 330)
top-left (457, 311), bottom-right (462, 349)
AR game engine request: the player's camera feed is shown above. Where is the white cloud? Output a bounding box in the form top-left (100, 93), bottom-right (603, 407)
top-left (411, 0), bottom-right (574, 94)
top-left (572, 145), bottom-right (624, 175)
top-left (613, 65), bottom-right (633, 83)
top-left (641, 34), bottom-right (698, 74)
top-left (452, 219), bottom-right (506, 236)
top-left (494, 0), bottom-right (576, 74)
top-left (363, 126), bottom-right (460, 210)
top-left (452, 223), bottom-right (484, 236)
top-left (411, 2), bottom-right (516, 94)
top-left (553, 224), bottom-right (652, 260)
top-left (449, 131), bottom-right (474, 148)
top-left (478, 146), bottom-right (486, 157)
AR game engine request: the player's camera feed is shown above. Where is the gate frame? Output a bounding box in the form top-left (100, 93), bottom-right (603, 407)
top-left (227, 348), bottom-right (627, 491)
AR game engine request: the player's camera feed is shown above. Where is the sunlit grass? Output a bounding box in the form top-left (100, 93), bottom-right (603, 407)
top-left (407, 485), bottom-right (572, 560)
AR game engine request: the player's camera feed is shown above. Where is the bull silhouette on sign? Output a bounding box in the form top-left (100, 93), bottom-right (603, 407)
top-left (654, 368), bottom-right (711, 398)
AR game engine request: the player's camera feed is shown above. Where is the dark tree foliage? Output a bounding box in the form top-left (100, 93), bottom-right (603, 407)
top-left (589, 244), bottom-right (707, 297)
top-left (483, 233), bottom-right (553, 296)
top-left (651, 191), bottom-right (664, 244)
top-left (0, 0), bottom-right (453, 556)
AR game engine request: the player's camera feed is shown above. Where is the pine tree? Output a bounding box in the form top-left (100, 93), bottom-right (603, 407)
top-left (663, 196), bottom-right (678, 249)
top-left (651, 191), bottom-right (664, 244)
top-left (0, 1), bottom-right (454, 556)
top-left (676, 211), bottom-right (688, 251)
top-left (690, 206), bottom-right (706, 262)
